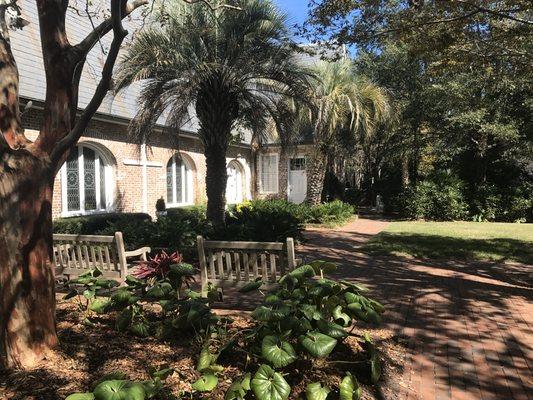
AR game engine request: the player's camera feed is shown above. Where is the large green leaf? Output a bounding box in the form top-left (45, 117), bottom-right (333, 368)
top-left (129, 322), bottom-right (150, 338)
top-left (309, 260), bottom-right (337, 276)
top-left (197, 346), bottom-right (223, 373)
top-left (305, 382), bottom-right (330, 400)
top-left (169, 263), bottom-right (195, 277)
top-left (300, 304), bottom-right (322, 321)
top-left (251, 364), bottom-right (291, 400)
top-left (261, 335), bottom-right (297, 368)
top-left (65, 394), bottom-right (95, 400)
top-left (332, 305), bottom-right (351, 327)
top-left (93, 380), bottom-right (146, 400)
top-left (63, 289), bottom-right (79, 300)
top-left (316, 319), bottom-right (348, 339)
top-left (116, 308), bottom-right (133, 332)
top-left (252, 306), bottom-right (290, 322)
top-left (239, 280), bottom-right (263, 293)
top-left (225, 373), bottom-right (251, 400)
top-left (111, 290), bottom-right (134, 308)
top-left (145, 282), bottom-right (173, 299)
top-left (299, 331), bottom-right (337, 358)
top-left (287, 264), bottom-right (315, 281)
top-left (339, 373), bottom-right (361, 400)
top-left (192, 374), bottom-right (218, 392)
top-left (95, 279), bottom-right (120, 289)
top-left (89, 299), bottom-right (111, 314)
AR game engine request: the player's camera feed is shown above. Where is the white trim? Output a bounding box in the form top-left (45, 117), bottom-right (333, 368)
top-left (122, 159), bottom-right (163, 168)
top-left (166, 154), bottom-right (194, 207)
top-left (258, 153), bottom-right (279, 194)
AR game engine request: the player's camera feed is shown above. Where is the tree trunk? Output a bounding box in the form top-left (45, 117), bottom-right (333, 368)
top-left (204, 142), bottom-right (228, 227)
top-left (0, 150), bottom-right (57, 369)
top-left (306, 150), bottom-right (327, 205)
top-left (401, 155), bottom-right (410, 188)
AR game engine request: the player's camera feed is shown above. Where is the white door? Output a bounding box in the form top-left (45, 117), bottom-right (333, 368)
top-left (226, 163), bottom-right (243, 204)
top-left (288, 157), bottom-right (307, 204)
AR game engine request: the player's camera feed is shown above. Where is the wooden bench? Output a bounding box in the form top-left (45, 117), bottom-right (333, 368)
top-left (197, 235), bottom-right (299, 296)
top-left (53, 233), bottom-right (151, 282)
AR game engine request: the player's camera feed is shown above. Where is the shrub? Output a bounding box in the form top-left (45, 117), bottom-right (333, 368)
top-left (54, 213), bottom-right (152, 235)
top-left (400, 173), bottom-right (468, 221)
top-left (224, 200), bottom-right (305, 242)
top-left (306, 200), bottom-right (355, 225)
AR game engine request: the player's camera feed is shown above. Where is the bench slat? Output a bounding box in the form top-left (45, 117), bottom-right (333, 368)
top-left (54, 234), bottom-right (115, 243)
top-left (203, 241), bottom-right (284, 251)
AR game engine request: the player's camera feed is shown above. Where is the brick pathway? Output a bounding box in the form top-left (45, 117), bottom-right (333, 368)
top-left (299, 217), bottom-right (533, 400)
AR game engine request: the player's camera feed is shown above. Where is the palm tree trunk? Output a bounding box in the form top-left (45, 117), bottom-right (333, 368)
top-left (306, 150), bottom-right (327, 205)
top-left (205, 142), bottom-right (227, 227)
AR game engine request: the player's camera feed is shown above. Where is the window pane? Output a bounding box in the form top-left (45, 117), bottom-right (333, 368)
top-left (175, 158), bottom-right (183, 204)
top-left (183, 164), bottom-right (189, 203)
top-left (84, 147), bottom-right (97, 211)
top-left (261, 155), bottom-right (277, 193)
top-left (99, 157), bottom-right (106, 209)
top-left (166, 161), bottom-right (174, 204)
top-left (66, 149), bottom-right (80, 211)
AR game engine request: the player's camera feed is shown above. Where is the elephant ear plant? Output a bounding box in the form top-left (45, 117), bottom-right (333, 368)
top-left (65, 367), bottom-right (175, 400)
top-left (187, 259), bottom-right (385, 399)
top-left (64, 250), bottom-right (220, 340)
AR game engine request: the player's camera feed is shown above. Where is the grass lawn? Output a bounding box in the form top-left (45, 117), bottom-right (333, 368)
top-left (362, 221), bottom-right (533, 264)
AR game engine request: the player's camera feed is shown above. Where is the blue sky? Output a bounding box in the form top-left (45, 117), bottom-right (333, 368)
top-left (274, 0), bottom-right (309, 28)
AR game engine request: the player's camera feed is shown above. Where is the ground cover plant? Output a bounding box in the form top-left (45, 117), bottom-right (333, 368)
top-left (56, 256), bottom-right (386, 399)
top-left (363, 221), bottom-right (533, 264)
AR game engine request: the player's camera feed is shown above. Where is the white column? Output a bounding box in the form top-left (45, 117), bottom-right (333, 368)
top-left (141, 141), bottom-right (148, 214)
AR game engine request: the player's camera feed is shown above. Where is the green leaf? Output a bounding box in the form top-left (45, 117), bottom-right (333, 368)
top-left (332, 305), bottom-right (351, 327)
top-left (261, 335), bottom-right (297, 368)
top-left (339, 373), bottom-right (361, 400)
top-left (149, 366), bottom-right (174, 380)
top-left (299, 331), bottom-right (337, 358)
top-left (225, 373), bottom-right (251, 400)
top-left (93, 380), bottom-right (146, 400)
top-left (301, 304), bottom-right (322, 321)
top-left (111, 290), bottom-right (133, 307)
top-left (192, 374), bottom-right (218, 392)
top-left (83, 289), bottom-right (95, 300)
top-left (264, 294), bottom-right (281, 305)
top-left (239, 280), bottom-right (263, 293)
top-left (63, 289), bottom-right (79, 300)
top-left (340, 280), bottom-right (368, 292)
top-left (65, 394), bottom-right (95, 400)
top-left (169, 263), bottom-right (195, 277)
top-left (90, 373), bottom-right (129, 391)
top-left (306, 382), bottom-right (330, 400)
top-left (286, 264), bottom-right (315, 281)
top-left (96, 279), bottom-right (120, 289)
top-left (251, 364), bottom-right (291, 400)
top-left (116, 308), bottom-right (133, 332)
top-left (197, 347), bottom-right (218, 372)
top-left (145, 282), bottom-right (173, 299)
top-left (316, 319), bottom-right (348, 339)
top-left (130, 322), bottom-right (150, 338)
top-left (252, 306), bottom-right (290, 322)
top-left (309, 260), bottom-right (337, 276)
top-left (89, 298), bottom-right (111, 314)
top-left (126, 275), bottom-right (144, 286)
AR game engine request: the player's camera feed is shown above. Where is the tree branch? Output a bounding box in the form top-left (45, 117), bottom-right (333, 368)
top-left (75, 0), bottom-right (148, 55)
top-left (181, 0), bottom-right (242, 11)
top-left (51, 0), bottom-right (129, 163)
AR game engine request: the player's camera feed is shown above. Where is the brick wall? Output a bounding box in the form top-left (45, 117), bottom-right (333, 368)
top-left (22, 108), bottom-right (253, 219)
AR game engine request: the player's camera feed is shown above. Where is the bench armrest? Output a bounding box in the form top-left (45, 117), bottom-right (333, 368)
top-left (124, 247), bottom-right (151, 261)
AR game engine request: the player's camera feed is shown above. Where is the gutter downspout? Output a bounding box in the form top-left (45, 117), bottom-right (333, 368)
top-left (141, 139), bottom-right (148, 214)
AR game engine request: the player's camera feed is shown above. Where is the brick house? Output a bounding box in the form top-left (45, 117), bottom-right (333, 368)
top-left (13, 1), bottom-right (316, 219)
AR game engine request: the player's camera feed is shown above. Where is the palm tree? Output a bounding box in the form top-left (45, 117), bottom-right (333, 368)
top-left (301, 60), bottom-right (392, 205)
top-left (116, 0), bottom-right (312, 226)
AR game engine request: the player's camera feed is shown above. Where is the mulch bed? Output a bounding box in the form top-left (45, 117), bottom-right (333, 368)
top-left (0, 298), bottom-right (407, 400)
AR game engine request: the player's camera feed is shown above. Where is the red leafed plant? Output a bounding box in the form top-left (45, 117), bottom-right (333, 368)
top-left (132, 251), bottom-right (183, 280)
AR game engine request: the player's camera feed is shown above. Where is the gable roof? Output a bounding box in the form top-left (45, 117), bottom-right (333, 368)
top-left (12, 0), bottom-right (200, 133)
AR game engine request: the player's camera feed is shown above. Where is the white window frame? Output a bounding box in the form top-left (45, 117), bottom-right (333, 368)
top-left (167, 155), bottom-right (194, 207)
top-left (259, 153), bottom-right (279, 194)
top-left (60, 144), bottom-right (114, 217)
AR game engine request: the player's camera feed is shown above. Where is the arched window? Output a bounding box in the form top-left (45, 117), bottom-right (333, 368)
top-left (167, 154), bottom-right (193, 206)
top-left (226, 160), bottom-right (244, 204)
top-left (61, 144), bottom-right (114, 215)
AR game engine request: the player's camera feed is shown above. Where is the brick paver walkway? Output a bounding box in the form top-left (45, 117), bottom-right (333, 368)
top-left (300, 217), bottom-right (533, 400)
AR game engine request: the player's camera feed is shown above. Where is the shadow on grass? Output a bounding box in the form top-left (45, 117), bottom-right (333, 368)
top-left (362, 232), bottom-right (533, 265)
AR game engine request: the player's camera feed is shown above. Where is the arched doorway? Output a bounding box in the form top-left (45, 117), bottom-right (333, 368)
top-left (226, 160), bottom-right (244, 204)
